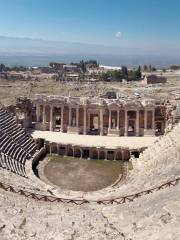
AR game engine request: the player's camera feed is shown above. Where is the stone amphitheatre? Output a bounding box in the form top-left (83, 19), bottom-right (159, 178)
top-left (0, 75), bottom-right (180, 240)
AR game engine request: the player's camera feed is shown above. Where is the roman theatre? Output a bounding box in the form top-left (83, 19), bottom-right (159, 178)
top-left (28, 93), bottom-right (168, 161)
top-left (0, 92), bottom-right (170, 191)
top-left (0, 91), bottom-right (177, 192)
top-left (0, 90), bottom-right (180, 238)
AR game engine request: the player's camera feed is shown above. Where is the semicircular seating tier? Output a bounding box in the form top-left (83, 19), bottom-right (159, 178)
top-left (0, 108), bottom-right (38, 177)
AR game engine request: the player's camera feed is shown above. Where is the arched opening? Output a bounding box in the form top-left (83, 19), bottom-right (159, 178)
top-left (131, 151), bottom-right (140, 158)
top-left (45, 105), bottom-right (50, 123)
top-left (99, 151), bottom-right (105, 160)
top-left (54, 107), bottom-right (61, 131)
top-left (39, 105), bottom-right (43, 122)
top-left (59, 146), bottom-right (66, 155)
top-left (67, 147), bottom-right (73, 157)
top-left (127, 111), bottom-right (136, 136)
top-left (155, 121), bottom-right (164, 136)
top-left (82, 149), bottom-right (90, 158)
top-left (46, 143), bottom-right (50, 153)
top-left (89, 114), bottom-right (99, 135)
top-left (91, 149), bottom-right (98, 159)
top-left (116, 151), bottom-right (122, 161)
top-left (51, 144), bottom-right (57, 154)
top-left (71, 108), bottom-right (77, 127)
top-left (107, 151), bottom-right (115, 160)
top-left (111, 111), bottom-right (117, 129)
top-left (74, 148), bottom-right (81, 158)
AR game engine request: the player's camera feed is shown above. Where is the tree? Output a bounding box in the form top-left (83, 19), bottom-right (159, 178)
top-left (149, 65), bottom-right (152, 72)
top-left (100, 72), bottom-right (111, 82)
top-left (170, 65), bottom-right (180, 70)
top-left (121, 66), bottom-right (128, 78)
top-left (135, 66), bottom-right (142, 79)
top-left (162, 68), bottom-right (166, 73)
top-left (86, 60), bottom-right (99, 68)
top-left (79, 60), bottom-right (86, 73)
top-left (143, 65), bottom-right (148, 72)
top-left (0, 64), bottom-right (6, 72)
top-left (113, 70), bottom-right (123, 81)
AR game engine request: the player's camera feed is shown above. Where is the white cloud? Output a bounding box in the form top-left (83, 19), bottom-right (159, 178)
top-left (115, 31), bottom-right (122, 38)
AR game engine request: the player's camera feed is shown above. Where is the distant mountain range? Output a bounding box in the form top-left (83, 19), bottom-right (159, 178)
top-left (0, 35), bottom-right (126, 56)
top-left (0, 36), bottom-right (180, 68)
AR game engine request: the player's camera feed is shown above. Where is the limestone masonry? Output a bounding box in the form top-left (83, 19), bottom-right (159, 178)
top-left (33, 94), bottom-right (169, 137)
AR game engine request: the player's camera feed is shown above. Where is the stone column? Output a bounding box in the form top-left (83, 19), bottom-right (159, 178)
top-left (64, 146), bottom-right (68, 156)
top-left (136, 110), bottom-right (140, 136)
top-left (97, 150), bottom-right (100, 160)
top-left (117, 110), bottom-right (120, 130)
top-left (124, 110), bottom-right (128, 136)
top-left (113, 151), bottom-right (116, 160)
top-left (68, 107), bottom-right (71, 126)
top-left (43, 105), bottom-right (46, 124)
top-left (57, 144), bottom-right (60, 155)
top-left (61, 106), bottom-right (64, 132)
top-left (105, 150), bottom-right (108, 160)
top-left (72, 147), bottom-right (75, 157)
top-left (108, 109), bottom-right (111, 129)
top-left (50, 105), bottom-right (53, 131)
top-left (83, 107), bottom-right (87, 135)
top-left (100, 108), bottom-right (103, 136)
top-left (76, 107), bottom-right (79, 127)
top-left (50, 143), bottom-right (52, 155)
top-left (80, 148), bottom-right (83, 158)
top-left (36, 104), bottom-right (40, 122)
top-left (122, 150), bottom-right (124, 161)
top-left (152, 109), bottom-right (155, 130)
top-left (144, 109), bottom-right (147, 130)
top-left (88, 113), bottom-right (90, 131)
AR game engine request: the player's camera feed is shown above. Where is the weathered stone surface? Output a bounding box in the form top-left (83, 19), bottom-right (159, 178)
top-left (0, 183), bottom-right (180, 240)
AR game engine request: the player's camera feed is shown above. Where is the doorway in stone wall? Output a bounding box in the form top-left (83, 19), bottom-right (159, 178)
top-left (55, 115), bottom-right (61, 131)
top-left (90, 114), bottom-right (99, 135)
top-left (155, 121), bottom-right (163, 135)
top-left (128, 119), bottom-right (136, 136)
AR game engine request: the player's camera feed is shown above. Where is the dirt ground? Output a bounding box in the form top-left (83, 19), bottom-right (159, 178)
top-left (1, 70), bottom-right (180, 106)
top-left (43, 155), bottom-right (123, 191)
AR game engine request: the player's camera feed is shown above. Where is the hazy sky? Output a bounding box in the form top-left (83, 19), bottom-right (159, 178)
top-left (0, 0), bottom-right (180, 54)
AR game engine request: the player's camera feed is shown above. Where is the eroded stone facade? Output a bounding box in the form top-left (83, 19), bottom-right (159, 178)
top-left (34, 94), bottom-right (167, 136)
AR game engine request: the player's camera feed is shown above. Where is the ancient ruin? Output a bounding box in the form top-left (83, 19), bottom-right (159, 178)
top-left (34, 94), bottom-right (169, 136)
top-left (0, 81), bottom-right (180, 240)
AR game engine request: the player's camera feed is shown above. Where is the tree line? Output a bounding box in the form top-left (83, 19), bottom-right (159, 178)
top-left (100, 66), bottom-right (142, 82)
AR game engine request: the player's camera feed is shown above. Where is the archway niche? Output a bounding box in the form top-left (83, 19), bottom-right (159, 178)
top-left (107, 151), bottom-right (115, 160)
top-left (67, 147), bottom-right (73, 157)
top-left (91, 149), bottom-right (98, 159)
top-left (116, 151), bottom-right (122, 160)
top-left (131, 151), bottom-right (140, 158)
top-left (82, 149), bottom-right (90, 158)
top-left (39, 105), bottom-right (43, 122)
top-left (74, 148), bottom-right (81, 158)
top-left (59, 146), bottom-right (66, 155)
top-left (45, 105), bottom-right (50, 123)
top-left (99, 151), bottom-right (105, 160)
top-left (51, 144), bottom-right (57, 154)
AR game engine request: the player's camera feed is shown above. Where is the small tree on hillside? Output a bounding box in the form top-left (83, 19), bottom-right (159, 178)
top-left (135, 66), bottom-right (142, 79)
top-left (143, 65), bottom-right (148, 72)
top-left (121, 66), bottom-right (128, 78)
